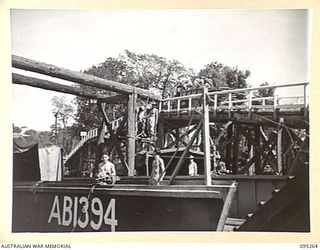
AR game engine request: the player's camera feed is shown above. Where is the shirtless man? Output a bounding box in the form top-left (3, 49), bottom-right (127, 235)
top-left (96, 154), bottom-right (116, 185)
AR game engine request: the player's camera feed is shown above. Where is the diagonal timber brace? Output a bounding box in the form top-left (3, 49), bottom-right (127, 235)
top-left (98, 102), bottom-right (130, 173)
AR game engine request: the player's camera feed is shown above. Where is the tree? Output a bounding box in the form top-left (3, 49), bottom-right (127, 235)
top-left (52, 96), bottom-right (74, 128)
top-left (258, 82), bottom-right (275, 97)
top-left (198, 62), bottom-right (251, 90)
top-left (118, 50), bottom-right (194, 98)
top-left (13, 124), bottom-right (21, 133)
top-left (71, 50), bottom-right (254, 142)
top-left (72, 50), bottom-right (194, 134)
top-left (12, 124), bottom-right (54, 147)
top-left (51, 96), bottom-right (75, 154)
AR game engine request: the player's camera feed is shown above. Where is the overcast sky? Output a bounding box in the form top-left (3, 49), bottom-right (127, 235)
top-left (11, 9), bottom-right (311, 131)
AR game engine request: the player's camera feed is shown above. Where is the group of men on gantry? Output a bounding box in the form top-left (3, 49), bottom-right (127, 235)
top-left (136, 102), bottom-right (158, 141)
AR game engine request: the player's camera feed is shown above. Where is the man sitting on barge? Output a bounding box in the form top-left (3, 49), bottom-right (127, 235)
top-left (96, 154), bottom-right (116, 185)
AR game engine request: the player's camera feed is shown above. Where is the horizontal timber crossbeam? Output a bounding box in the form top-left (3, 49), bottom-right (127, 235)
top-left (12, 73), bottom-right (127, 103)
top-left (12, 55), bottom-right (161, 100)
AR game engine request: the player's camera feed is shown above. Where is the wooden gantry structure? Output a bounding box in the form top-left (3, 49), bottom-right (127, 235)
top-left (12, 55), bottom-right (161, 178)
top-left (158, 82), bottom-right (309, 181)
top-left (12, 55), bottom-right (309, 187)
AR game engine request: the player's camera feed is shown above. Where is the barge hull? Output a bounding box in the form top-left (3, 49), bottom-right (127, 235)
top-left (12, 182), bottom-right (228, 232)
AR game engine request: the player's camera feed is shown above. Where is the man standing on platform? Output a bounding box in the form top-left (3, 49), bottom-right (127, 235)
top-left (188, 155), bottom-right (198, 176)
top-left (149, 149), bottom-right (165, 185)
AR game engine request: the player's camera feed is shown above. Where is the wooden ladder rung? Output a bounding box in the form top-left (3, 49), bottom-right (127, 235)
top-left (272, 188), bottom-right (280, 195)
top-left (246, 213), bottom-right (254, 219)
top-left (287, 175), bottom-right (295, 181)
top-left (258, 201), bottom-right (266, 207)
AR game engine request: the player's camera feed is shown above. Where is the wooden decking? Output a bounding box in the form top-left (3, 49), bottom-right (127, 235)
top-left (160, 109), bottom-right (307, 128)
top-left (159, 82), bottom-right (308, 129)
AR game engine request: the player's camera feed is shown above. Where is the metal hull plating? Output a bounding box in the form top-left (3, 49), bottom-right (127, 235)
top-left (12, 181), bottom-right (232, 232)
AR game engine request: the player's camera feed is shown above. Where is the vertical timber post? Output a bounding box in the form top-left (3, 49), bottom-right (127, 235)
top-left (273, 87), bottom-right (278, 120)
top-left (232, 123), bottom-right (239, 174)
top-left (228, 92), bottom-right (232, 118)
top-left (277, 118), bottom-right (284, 174)
top-left (304, 83), bottom-right (308, 118)
top-left (247, 90), bottom-right (252, 119)
top-left (254, 126), bottom-right (262, 174)
top-left (225, 124), bottom-right (233, 171)
top-left (249, 142), bottom-right (254, 175)
top-left (127, 92), bottom-right (136, 176)
top-left (145, 152), bottom-right (149, 176)
top-left (213, 94), bottom-right (217, 117)
top-left (157, 119), bottom-right (164, 149)
top-left (88, 143), bottom-right (91, 173)
top-left (175, 128), bottom-right (180, 148)
top-left (203, 87), bottom-right (212, 186)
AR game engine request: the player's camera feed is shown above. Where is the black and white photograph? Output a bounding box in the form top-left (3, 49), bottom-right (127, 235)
top-left (3, 4), bottom-right (318, 244)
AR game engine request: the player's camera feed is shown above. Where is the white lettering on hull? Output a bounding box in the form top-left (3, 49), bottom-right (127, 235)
top-left (48, 195), bottom-right (117, 231)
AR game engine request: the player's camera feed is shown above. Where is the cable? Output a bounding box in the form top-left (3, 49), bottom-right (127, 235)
top-left (32, 181), bottom-right (43, 204)
top-left (71, 183), bottom-right (97, 232)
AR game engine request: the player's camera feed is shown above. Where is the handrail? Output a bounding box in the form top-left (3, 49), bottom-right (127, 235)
top-left (66, 82), bottom-right (309, 161)
top-left (207, 82), bottom-right (308, 96)
top-left (160, 94), bottom-right (202, 102)
top-left (65, 116), bottom-right (124, 161)
top-left (160, 82), bottom-right (308, 102)
top-left (159, 82), bottom-right (309, 114)
top-left (161, 93), bottom-right (202, 102)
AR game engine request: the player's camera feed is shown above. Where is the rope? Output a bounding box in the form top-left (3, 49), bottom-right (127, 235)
top-left (32, 181), bottom-right (43, 204)
top-left (71, 183), bottom-right (97, 232)
top-left (252, 113), bottom-right (309, 137)
top-left (283, 127), bottom-right (297, 157)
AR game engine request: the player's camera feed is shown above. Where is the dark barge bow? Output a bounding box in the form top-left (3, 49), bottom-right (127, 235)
top-left (12, 180), bottom-right (237, 232)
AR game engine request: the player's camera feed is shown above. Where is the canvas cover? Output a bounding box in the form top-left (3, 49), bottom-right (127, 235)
top-left (13, 136), bottom-right (62, 181)
top-left (13, 140), bottom-right (40, 181)
top-left (38, 146), bottom-right (62, 181)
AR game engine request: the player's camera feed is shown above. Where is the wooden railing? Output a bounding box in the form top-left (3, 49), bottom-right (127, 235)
top-left (65, 83), bottom-right (308, 162)
top-left (159, 82), bottom-right (309, 116)
top-left (65, 116), bottom-right (124, 161)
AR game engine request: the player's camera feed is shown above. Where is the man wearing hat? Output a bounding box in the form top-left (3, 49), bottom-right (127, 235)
top-left (188, 155), bottom-right (198, 176)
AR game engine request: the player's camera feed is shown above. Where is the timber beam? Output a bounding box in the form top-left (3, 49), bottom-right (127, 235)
top-left (98, 102), bottom-right (130, 173)
top-left (239, 130), bottom-right (277, 174)
top-left (99, 94), bottom-right (128, 104)
top-left (160, 111), bottom-right (308, 129)
top-left (12, 73), bottom-right (128, 103)
top-left (232, 123), bottom-right (239, 174)
top-left (127, 93), bottom-right (136, 176)
top-left (12, 55), bottom-right (161, 100)
top-left (169, 120), bottom-right (203, 185)
top-left (254, 126), bottom-right (262, 174)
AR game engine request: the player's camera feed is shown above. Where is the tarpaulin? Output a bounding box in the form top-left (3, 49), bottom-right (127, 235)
top-left (13, 142), bottom-right (40, 181)
top-left (13, 136), bottom-right (38, 153)
top-left (38, 146), bottom-right (62, 181)
top-left (13, 137), bottom-right (62, 181)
